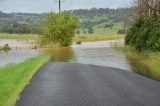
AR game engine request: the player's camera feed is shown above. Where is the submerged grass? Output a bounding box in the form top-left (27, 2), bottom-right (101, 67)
top-left (0, 44), bottom-right (11, 51)
top-left (0, 55), bottom-right (50, 106)
top-left (74, 34), bottom-right (125, 42)
top-left (117, 47), bottom-right (160, 81)
top-left (0, 33), bottom-right (38, 40)
top-left (0, 33), bottom-right (124, 44)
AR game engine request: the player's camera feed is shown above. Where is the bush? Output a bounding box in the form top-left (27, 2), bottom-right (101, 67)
top-left (76, 40), bottom-right (82, 45)
top-left (117, 29), bottom-right (126, 34)
top-left (42, 11), bottom-right (79, 46)
top-left (76, 30), bottom-right (80, 34)
top-left (104, 23), bottom-right (114, 29)
top-left (125, 17), bottom-right (160, 51)
top-left (0, 44), bottom-right (11, 51)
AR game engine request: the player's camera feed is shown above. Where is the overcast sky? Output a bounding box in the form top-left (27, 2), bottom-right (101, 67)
top-left (0, 0), bottom-right (132, 13)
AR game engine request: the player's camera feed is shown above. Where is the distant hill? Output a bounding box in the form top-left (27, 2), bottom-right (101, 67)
top-left (0, 11), bottom-right (45, 34)
top-left (0, 8), bottom-right (130, 35)
top-left (71, 8), bottom-right (130, 35)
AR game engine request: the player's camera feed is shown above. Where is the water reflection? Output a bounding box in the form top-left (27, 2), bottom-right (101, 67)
top-left (73, 47), bottom-right (131, 71)
top-left (38, 46), bottom-right (132, 71)
top-left (40, 47), bottom-right (75, 62)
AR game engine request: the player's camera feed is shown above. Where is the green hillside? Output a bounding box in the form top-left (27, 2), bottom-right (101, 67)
top-left (0, 8), bottom-right (130, 36)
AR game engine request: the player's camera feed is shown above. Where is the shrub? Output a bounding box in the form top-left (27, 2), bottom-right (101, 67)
top-left (125, 18), bottom-right (145, 46)
top-left (76, 40), bottom-right (82, 45)
top-left (104, 23), bottom-right (114, 29)
top-left (42, 11), bottom-right (79, 46)
top-left (1, 44), bottom-right (11, 51)
top-left (76, 30), bottom-right (80, 34)
top-left (117, 29), bottom-right (126, 34)
top-left (125, 17), bottom-right (160, 51)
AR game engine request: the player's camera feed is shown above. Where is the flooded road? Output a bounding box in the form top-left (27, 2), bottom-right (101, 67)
top-left (0, 39), bottom-right (131, 71)
top-left (1, 39), bottom-right (159, 81)
top-left (72, 47), bottom-right (131, 71)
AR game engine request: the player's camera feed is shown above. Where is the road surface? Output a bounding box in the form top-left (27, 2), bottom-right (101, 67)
top-left (16, 62), bottom-right (160, 106)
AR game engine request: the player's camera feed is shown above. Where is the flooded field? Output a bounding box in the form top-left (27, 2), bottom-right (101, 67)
top-left (0, 49), bottom-right (39, 67)
top-left (0, 39), bottom-right (35, 49)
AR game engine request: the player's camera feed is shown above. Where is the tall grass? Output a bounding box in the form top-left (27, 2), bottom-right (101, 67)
top-left (0, 55), bottom-right (50, 106)
top-left (117, 47), bottom-right (160, 81)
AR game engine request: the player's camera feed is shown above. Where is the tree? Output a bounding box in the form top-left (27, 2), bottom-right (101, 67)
top-left (19, 22), bottom-right (30, 34)
top-left (132, 0), bottom-right (160, 18)
top-left (76, 30), bottom-right (80, 34)
top-left (125, 0), bottom-right (160, 51)
top-left (117, 29), bottom-right (126, 34)
top-left (88, 27), bottom-right (94, 34)
top-left (42, 11), bottom-right (79, 46)
top-left (104, 23), bottom-right (114, 29)
top-left (83, 30), bottom-right (86, 34)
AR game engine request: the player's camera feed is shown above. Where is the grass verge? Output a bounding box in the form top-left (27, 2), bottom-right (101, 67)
top-left (116, 46), bottom-right (160, 81)
top-left (0, 55), bottom-right (50, 106)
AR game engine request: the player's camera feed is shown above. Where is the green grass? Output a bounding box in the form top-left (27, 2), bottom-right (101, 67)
top-left (75, 21), bottom-right (125, 42)
top-left (116, 46), bottom-right (160, 81)
top-left (0, 33), bottom-right (38, 39)
top-left (0, 55), bottom-right (50, 106)
top-left (0, 22), bottom-right (124, 44)
top-left (74, 34), bottom-right (125, 42)
top-left (78, 21), bottom-right (124, 35)
top-left (93, 22), bottom-right (124, 35)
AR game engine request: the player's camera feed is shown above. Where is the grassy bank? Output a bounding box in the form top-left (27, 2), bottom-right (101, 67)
top-left (74, 34), bottom-right (124, 43)
top-left (117, 47), bottom-right (160, 81)
top-left (0, 33), bottom-right (38, 39)
top-left (0, 55), bottom-right (50, 106)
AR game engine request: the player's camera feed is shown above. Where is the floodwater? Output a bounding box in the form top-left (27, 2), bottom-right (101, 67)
top-left (0, 49), bottom-right (39, 67)
top-left (0, 39), bottom-right (159, 80)
top-left (0, 39), bottom-right (35, 49)
top-left (0, 39), bottom-right (131, 71)
top-left (72, 42), bottom-right (131, 71)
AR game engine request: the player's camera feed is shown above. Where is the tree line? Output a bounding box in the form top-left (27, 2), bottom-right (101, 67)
top-left (0, 8), bottom-right (130, 34)
top-left (72, 8), bottom-right (130, 29)
top-left (0, 12), bottom-right (45, 34)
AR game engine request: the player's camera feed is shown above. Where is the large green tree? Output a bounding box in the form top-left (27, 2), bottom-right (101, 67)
top-left (42, 11), bottom-right (79, 46)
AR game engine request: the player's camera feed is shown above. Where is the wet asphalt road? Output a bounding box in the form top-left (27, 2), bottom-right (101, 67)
top-left (16, 62), bottom-right (160, 106)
